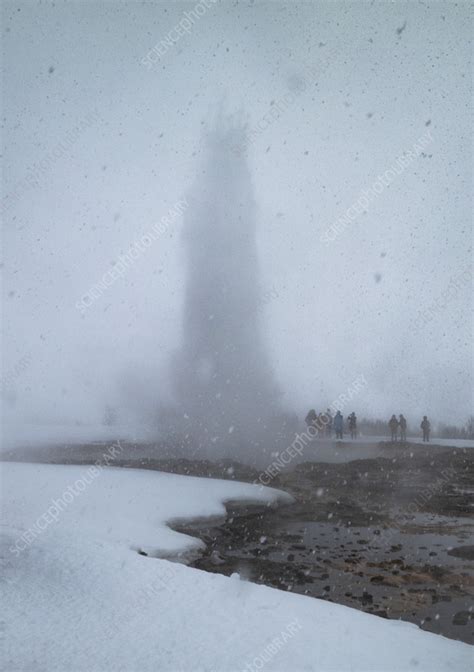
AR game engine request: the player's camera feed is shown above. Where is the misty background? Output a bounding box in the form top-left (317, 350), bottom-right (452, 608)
top-left (1, 0), bottom-right (472, 442)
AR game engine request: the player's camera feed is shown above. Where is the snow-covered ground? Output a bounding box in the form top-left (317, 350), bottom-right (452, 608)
top-left (1, 422), bottom-right (153, 450)
top-left (2, 422), bottom-right (472, 454)
top-left (2, 462), bottom-right (471, 671)
top-left (360, 435), bottom-right (474, 449)
top-left (401, 437), bottom-right (474, 448)
top-left (287, 435), bottom-right (474, 465)
top-left (327, 435), bottom-right (474, 449)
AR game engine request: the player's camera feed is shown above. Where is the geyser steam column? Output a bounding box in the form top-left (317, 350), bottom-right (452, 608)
top-left (171, 119), bottom-right (281, 454)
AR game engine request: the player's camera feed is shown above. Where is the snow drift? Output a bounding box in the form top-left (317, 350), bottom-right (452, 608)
top-left (1, 461), bottom-right (471, 671)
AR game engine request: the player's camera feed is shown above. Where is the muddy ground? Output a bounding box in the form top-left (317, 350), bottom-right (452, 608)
top-left (2, 439), bottom-right (473, 644)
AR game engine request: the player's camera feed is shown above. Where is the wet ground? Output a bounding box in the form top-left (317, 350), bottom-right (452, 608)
top-left (2, 439), bottom-right (473, 644)
top-left (176, 446), bottom-right (474, 644)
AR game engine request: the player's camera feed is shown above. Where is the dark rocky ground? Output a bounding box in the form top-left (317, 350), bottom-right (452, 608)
top-left (2, 439), bottom-right (473, 644)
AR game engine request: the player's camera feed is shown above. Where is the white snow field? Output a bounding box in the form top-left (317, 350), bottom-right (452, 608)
top-left (1, 421), bottom-right (154, 450)
top-left (2, 462), bottom-right (472, 671)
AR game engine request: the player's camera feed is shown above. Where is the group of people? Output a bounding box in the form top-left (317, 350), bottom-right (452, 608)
top-left (305, 409), bottom-right (358, 440)
top-left (305, 408), bottom-right (432, 443)
top-left (388, 414), bottom-right (431, 442)
top-left (388, 414), bottom-right (407, 442)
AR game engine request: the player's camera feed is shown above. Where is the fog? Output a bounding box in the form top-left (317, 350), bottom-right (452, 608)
top-left (2, 1), bottom-right (472, 448)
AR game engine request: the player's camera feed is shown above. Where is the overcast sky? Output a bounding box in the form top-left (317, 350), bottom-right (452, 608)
top-left (2, 0), bottom-right (472, 432)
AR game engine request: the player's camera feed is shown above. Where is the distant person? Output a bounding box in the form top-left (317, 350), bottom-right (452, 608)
top-left (421, 416), bottom-right (431, 442)
top-left (318, 412), bottom-right (326, 436)
top-left (305, 409), bottom-right (318, 434)
top-left (348, 412), bottom-right (357, 439)
top-left (334, 410), bottom-right (344, 440)
top-left (325, 409), bottom-right (333, 437)
top-left (389, 414), bottom-right (399, 442)
top-left (399, 414), bottom-right (407, 442)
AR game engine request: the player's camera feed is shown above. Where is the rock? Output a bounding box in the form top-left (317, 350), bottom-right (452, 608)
top-left (373, 610), bottom-right (388, 618)
top-left (452, 611), bottom-right (471, 626)
top-left (210, 550), bottom-right (226, 565)
top-left (447, 545), bottom-right (474, 561)
top-left (361, 591), bottom-right (373, 604)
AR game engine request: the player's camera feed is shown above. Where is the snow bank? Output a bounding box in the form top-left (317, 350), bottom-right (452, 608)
top-left (3, 461), bottom-right (292, 559)
top-left (1, 462), bottom-right (471, 671)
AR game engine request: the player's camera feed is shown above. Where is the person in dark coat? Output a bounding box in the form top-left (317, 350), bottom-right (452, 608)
top-left (325, 409), bottom-right (333, 438)
top-left (421, 416), bottom-right (431, 442)
top-left (348, 412), bottom-right (357, 439)
top-left (399, 414), bottom-right (407, 442)
top-left (305, 409), bottom-right (318, 435)
top-left (334, 410), bottom-right (344, 439)
top-left (389, 414), bottom-right (399, 442)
